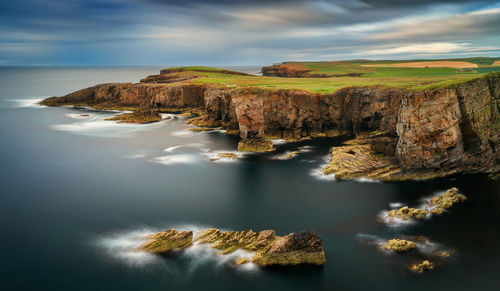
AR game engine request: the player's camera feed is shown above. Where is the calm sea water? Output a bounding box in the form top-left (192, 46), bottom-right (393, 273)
top-left (0, 67), bottom-right (499, 291)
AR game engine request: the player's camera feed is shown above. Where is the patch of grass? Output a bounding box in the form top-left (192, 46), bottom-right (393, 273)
top-left (164, 59), bottom-right (500, 94)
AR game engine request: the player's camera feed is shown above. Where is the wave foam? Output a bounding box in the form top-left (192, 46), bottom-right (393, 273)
top-left (95, 224), bottom-right (260, 273)
top-left (0, 98), bottom-right (47, 109)
top-left (152, 154), bottom-right (197, 165)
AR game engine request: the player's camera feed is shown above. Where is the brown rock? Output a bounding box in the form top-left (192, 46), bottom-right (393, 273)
top-left (387, 206), bottom-right (429, 220)
top-left (138, 229), bottom-right (193, 253)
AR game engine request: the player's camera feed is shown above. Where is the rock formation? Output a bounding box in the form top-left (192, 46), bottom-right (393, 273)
top-left (383, 239), bottom-right (417, 252)
top-left (40, 69), bottom-right (500, 180)
top-left (428, 187), bottom-right (467, 215)
top-left (138, 228), bottom-right (326, 266)
top-left (383, 188), bottom-right (466, 223)
top-left (387, 206), bottom-right (429, 221)
top-left (138, 229), bottom-right (193, 253)
top-left (105, 105), bottom-right (162, 124)
top-left (410, 260), bottom-right (435, 273)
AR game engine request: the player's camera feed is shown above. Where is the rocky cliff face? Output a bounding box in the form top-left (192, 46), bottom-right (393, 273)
top-left (41, 71), bottom-right (500, 180)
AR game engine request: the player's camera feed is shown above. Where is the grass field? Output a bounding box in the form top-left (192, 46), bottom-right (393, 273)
top-left (164, 58), bottom-right (500, 93)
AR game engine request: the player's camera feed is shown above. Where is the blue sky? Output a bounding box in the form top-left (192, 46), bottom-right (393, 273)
top-left (0, 0), bottom-right (499, 66)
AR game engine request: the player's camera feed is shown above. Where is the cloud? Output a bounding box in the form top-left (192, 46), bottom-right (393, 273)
top-left (0, 0), bottom-right (499, 65)
top-left (360, 42), bottom-right (470, 55)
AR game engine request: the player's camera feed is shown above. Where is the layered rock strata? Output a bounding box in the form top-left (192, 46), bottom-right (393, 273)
top-left (137, 228), bottom-right (326, 266)
top-left (41, 70), bottom-right (500, 180)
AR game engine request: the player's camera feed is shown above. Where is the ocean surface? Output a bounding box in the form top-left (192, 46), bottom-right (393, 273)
top-left (0, 67), bottom-right (499, 291)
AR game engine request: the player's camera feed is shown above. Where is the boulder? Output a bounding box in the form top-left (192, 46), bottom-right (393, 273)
top-left (429, 187), bottom-right (467, 215)
top-left (387, 206), bottom-right (429, 220)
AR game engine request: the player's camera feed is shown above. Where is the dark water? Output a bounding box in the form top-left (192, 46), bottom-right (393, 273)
top-left (0, 67), bottom-right (499, 291)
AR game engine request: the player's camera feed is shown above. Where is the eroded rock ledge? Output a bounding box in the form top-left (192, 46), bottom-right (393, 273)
top-left (137, 228), bottom-right (326, 267)
top-left (40, 69), bottom-right (500, 180)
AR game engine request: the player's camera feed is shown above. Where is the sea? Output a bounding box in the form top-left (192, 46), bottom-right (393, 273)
top-left (0, 66), bottom-right (499, 290)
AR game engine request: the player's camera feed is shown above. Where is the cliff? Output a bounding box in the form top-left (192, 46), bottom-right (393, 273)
top-left (40, 69), bottom-right (500, 180)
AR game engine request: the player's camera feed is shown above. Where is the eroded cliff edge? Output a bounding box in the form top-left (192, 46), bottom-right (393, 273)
top-left (41, 70), bottom-right (500, 181)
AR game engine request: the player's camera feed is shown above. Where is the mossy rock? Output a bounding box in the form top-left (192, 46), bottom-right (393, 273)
top-left (383, 239), bottom-right (417, 252)
top-left (387, 206), bottom-right (429, 220)
top-left (237, 139), bottom-right (274, 152)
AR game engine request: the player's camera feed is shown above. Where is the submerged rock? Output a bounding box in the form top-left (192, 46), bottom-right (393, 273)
top-left (429, 187), bottom-right (467, 215)
top-left (410, 260), bottom-right (435, 273)
top-left (387, 206), bottom-right (429, 220)
top-left (137, 229), bottom-right (193, 253)
top-left (139, 228), bottom-right (325, 266)
top-left (383, 239), bottom-right (417, 252)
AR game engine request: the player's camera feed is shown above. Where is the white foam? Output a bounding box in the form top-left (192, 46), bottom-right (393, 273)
top-left (377, 210), bottom-right (418, 228)
top-left (152, 154), bottom-right (197, 165)
top-left (125, 153), bottom-right (147, 159)
top-left (353, 177), bottom-right (381, 183)
top-left (51, 120), bottom-right (145, 137)
top-left (310, 155), bottom-right (336, 181)
top-left (95, 228), bottom-right (162, 267)
top-left (170, 130), bottom-right (196, 137)
top-left (389, 202), bottom-right (403, 208)
top-left (298, 146), bottom-right (314, 152)
top-left (0, 98), bottom-right (47, 109)
top-left (271, 139), bottom-right (286, 145)
top-left (51, 112), bottom-right (166, 137)
top-left (95, 224), bottom-right (260, 273)
top-left (163, 143), bottom-right (208, 153)
top-left (379, 189), bottom-right (460, 227)
top-left (204, 151), bottom-right (243, 163)
top-left (65, 113), bottom-right (94, 119)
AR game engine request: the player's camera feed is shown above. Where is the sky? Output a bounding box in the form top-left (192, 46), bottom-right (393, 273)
top-left (0, 0), bottom-right (499, 66)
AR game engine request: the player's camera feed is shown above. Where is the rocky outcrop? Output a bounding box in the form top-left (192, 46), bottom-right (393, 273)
top-left (105, 106), bottom-right (162, 124)
top-left (387, 206), bottom-right (429, 220)
top-left (138, 229), bottom-right (193, 253)
top-left (138, 228), bottom-right (326, 267)
top-left (41, 69), bottom-right (500, 180)
top-left (428, 187), bottom-right (467, 215)
top-left (383, 239), bottom-right (417, 252)
top-left (383, 188), bottom-right (466, 223)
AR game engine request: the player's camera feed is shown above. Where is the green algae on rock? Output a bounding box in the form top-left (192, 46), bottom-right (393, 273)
top-left (137, 229), bottom-right (193, 253)
top-left (237, 139), bottom-right (274, 153)
top-left (383, 239), bottom-right (417, 252)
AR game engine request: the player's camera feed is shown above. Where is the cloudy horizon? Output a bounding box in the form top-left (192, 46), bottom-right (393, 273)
top-left (1, 0), bottom-right (499, 66)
